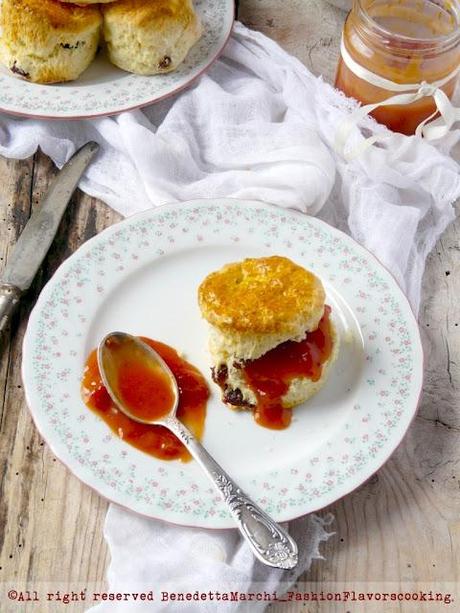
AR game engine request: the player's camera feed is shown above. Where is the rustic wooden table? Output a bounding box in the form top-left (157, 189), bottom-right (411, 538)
top-left (0, 2), bottom-right (459, 612)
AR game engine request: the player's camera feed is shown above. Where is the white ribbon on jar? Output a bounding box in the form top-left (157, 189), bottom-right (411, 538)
top-left (335, 37), bottom-right (460, 159)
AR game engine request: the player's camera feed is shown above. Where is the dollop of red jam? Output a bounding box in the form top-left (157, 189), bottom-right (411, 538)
top-left (243, 306), bottom-right (333, 430)
top-left (81, 338), bottom-right (209, 462)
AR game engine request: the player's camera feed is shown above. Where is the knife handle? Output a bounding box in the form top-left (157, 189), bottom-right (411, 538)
top-left (0, 284), bottom-right (22, 337)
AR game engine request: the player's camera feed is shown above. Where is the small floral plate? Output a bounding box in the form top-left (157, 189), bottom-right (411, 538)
top-left (22, 199), bottom-right (423, 528)
top-left (0, 0), bottom-right (234, 119)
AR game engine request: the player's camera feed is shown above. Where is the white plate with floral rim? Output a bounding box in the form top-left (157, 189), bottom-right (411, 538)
top-left (0, 0), bottom-right (234, 120)
top-left (22, 198), bottom-right (423, 528)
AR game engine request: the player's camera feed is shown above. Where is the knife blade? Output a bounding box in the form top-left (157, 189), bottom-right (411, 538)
top-left (0, 141), bottom-right (99, 336)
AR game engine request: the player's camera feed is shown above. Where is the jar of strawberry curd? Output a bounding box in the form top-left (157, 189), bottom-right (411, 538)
top-left (335, 0), bottom-right (460, 136)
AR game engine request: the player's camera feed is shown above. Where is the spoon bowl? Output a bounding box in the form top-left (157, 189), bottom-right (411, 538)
top-left (98, 331), bottom-right (179, 425)
top-left (97, 332), bottom-right (299, 570)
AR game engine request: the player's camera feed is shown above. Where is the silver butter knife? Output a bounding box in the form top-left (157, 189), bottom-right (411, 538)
top-left (0, 141), bottom-right (99, 337)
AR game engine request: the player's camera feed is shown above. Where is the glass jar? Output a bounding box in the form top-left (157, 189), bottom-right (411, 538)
top-left (335, 0), bottom-right (460, 135)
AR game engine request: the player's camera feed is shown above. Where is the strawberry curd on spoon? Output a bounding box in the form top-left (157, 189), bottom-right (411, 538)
top-left (81, 337), bottom-right (209, 462)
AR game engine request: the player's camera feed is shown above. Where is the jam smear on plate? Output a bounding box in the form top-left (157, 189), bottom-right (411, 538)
top-left (242, 306), bottom-right (333, 430)
top-left (81, 338), bottom-right (209, 462)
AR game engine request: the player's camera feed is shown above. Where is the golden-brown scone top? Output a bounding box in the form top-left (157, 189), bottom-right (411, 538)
top-left (2, 0), bottom-right (101, 37)
top-left (0, 0), bottom-right (102, 84)
top-left (101, 0), bottom-right (195, 27)
top-left (198, 256), bottom-right (326, 336)
top-left (59, 0), bottom-right (114, 4)
top-left (102, 0), bottom-right (202, 75)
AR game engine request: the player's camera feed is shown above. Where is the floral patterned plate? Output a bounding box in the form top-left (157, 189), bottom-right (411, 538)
top-left (0, 0), bottom-right (234, 119)
top-left (22, 199), bottom-right (423, 528)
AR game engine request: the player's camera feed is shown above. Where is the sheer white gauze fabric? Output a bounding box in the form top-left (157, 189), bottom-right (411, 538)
top-left (0, 21), bottom-right (459, 612)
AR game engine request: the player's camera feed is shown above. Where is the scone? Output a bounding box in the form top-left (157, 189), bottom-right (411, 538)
top-left (0, 0), bottom-right (102, 84)
top-left (102, 0), bottom-right (202, 75)
top-left (59, 0), bottom-right (114, 3)
top-left (198, 256), bottom-right (339, 429)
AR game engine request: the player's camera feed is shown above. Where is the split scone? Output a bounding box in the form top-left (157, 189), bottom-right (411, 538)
top-left (0, 0), bottom-right (102, 84)
top-left (102, 0), bottom-right (203, 75)
top-left (198, 256), bottom-right (339, 430)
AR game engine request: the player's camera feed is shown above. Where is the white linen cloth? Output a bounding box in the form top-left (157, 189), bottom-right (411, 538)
top-left (1, 21), bottom-right (459, 611)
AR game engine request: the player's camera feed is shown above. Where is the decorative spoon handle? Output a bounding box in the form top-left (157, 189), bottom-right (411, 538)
top-left (162, 415), bottom-right (298, 570)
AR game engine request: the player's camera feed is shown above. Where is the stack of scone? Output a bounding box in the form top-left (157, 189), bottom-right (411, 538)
top-left (198, 256), bottom-right (339, 429)
top-left (0, 0), bottom-right (202, 84)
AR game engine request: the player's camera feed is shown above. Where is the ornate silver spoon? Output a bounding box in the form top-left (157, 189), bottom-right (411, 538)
top-left (98, 331), bottom-right (298, 570)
